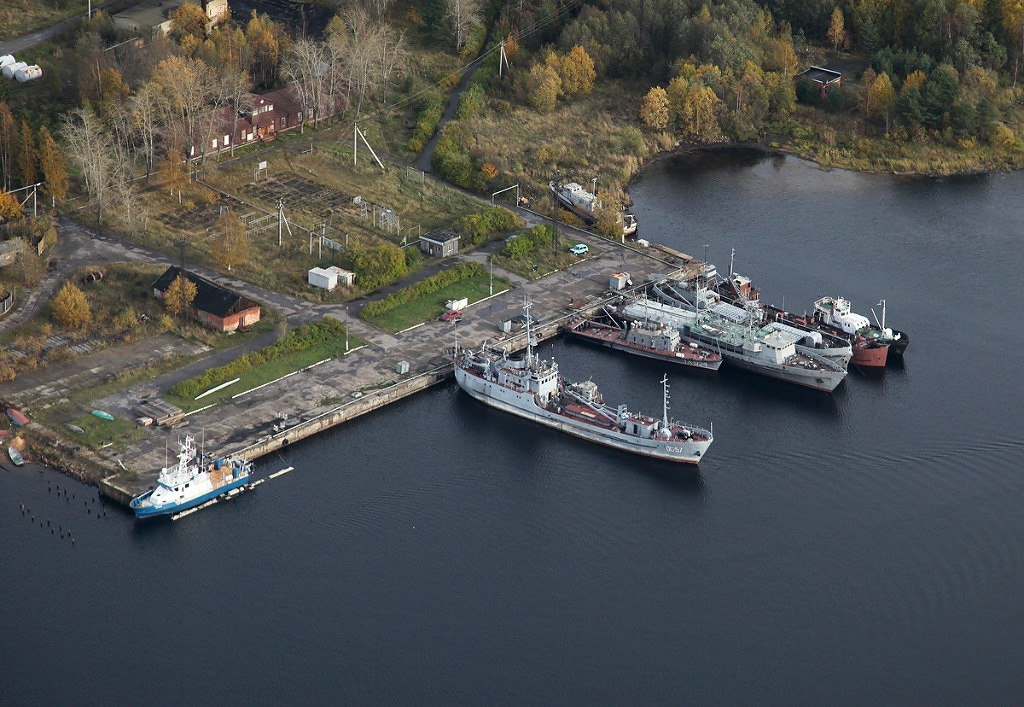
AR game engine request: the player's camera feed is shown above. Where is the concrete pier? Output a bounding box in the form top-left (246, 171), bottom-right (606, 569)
top-left (80, 243), bottom-right (701, 506)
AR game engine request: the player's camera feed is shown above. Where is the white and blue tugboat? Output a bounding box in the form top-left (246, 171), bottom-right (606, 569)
top-left (130, 434), bottom-right (252, 519)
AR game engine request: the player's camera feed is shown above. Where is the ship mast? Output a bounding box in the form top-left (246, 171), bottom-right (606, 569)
top-left (523, 297), bottom-right (534, 368)
top-left (873, 299), bottom-right (886, 330)
top-left (662, 374), bottom-right (670, 427)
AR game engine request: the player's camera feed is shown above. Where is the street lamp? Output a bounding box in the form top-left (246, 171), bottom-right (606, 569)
top-left (345, 306), bottom-right (350, 352)
top-left (489, 257), bottom-right (493, 296)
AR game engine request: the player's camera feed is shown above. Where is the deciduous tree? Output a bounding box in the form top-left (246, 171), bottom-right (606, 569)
top-left (171, 2), bottom-right (209, 39)
top-left (158, 131), bottom-right (189, 203)
top-left (559, 45), bottom-right (596, 99)
top-left (16, 121), bottom-right (37, 187)
top-left (212, 209), bottom-right (249, 271)
top-left (245, 11), bottom-right (284, 88)
top-left (52, 282), bottom-right (92, 329)
top-left (0, 103), bottom-right (15, 191)
top-left (445, 0), bottom-right (482, 53)
top-left (640, 86), bottom-right (671, 129)
top-left (680, 84), bottom-right (722, 142)
top-left (524, 63), bottom-right (561, 113)
top-left (828, 7), bottom-right (846, 52)
top-left (163, 274), bottom-right (198, 318)
top-left (38, 126), bottom-right (68, 205)
top-left (0, 190), bottom-right (22, 222)
top-left (61, 106), bottom-right (119, 222)
top-left (867, 71), bottom-right (896, 132)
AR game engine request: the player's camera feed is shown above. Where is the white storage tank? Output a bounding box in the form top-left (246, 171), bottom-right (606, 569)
top-left (15, 65), bottom-right (42, 83)
top-left (3, 61), bottom-right (27, 80)
top-left (0, 55), bottom-right (15, 68)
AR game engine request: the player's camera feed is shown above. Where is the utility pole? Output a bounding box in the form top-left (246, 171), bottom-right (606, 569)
top-left (489, 257), bottom-right (493, 296)
top-left (278, 198), bottom-right (284, 247)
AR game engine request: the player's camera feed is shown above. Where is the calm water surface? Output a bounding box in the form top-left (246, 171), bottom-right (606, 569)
top-left (3, 151), bottom-right (1024, 705)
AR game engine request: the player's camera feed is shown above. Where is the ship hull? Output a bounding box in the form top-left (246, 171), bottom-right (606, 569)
top-left (677, 330), bottom-right (846, 392)
top-left (719, 351), bottom-right (846, 392)
top-left (852, 340), bottom-right (889, 368)
top-left (130, 474), bottom-right (250, 518)
top-left (565, 324), bottom-right (722, 371)
top-left (455, 367), bottom-right (710, 463)
top-left (887, 330), bottom-right (909, 357)
top-left (550, 183), bottom-right (597, 224)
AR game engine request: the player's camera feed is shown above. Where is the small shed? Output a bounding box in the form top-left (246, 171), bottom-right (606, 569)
top-left (608, 272), bottom-right (632, 291)
top-left (419, 229), bottom-right (460, 258)
top-left (308, 267), bottom-right (338, 291)
top-left (796, 66), bottom-right (842, 98)
top-left (326, 266), bottom-right (355, 287)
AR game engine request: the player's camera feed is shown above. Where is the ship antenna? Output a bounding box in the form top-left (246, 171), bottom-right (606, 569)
top-left (662, 374), bottom-right (670, 427)
top-left (523, 297), bottom-right (534, 367)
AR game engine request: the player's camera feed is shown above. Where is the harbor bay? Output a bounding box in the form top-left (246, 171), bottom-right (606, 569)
top-left (4, 151), bottom-right (1024, 704)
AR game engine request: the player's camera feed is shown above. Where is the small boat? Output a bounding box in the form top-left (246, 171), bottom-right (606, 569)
top-left (8, 446), bottom-right (25, 466)
top-left (91, 410), bottom-right (114, 421)
top-left (7, 407), bottom-right (29, 427)
top-left (67, 424), bottom-right (86, 434)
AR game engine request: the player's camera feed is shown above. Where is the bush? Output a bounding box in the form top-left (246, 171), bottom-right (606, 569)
top-left (361, 263), bottom-right (486, 319)
top-left (456, 83), bottom-right (486, 120)
top-left (502, 235), bottom-right (534, 258)
top-left (408, 93), bottom-right (444, 153)
top-left (453, 207), bottom-right (523, 247)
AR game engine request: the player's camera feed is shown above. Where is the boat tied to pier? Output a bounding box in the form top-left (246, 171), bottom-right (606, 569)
top-left (549, 178), bottom-right (637, 238)
top-left (130, 434), bottom-right (253, 519)
top-left (454, 303), bottom-right (713, 464)
top-left (813, 296), bottom-right (909, 359)
top-left (564, 315), bottom-right (722, 371)
top-left (624, 292), bottom-right (848, 393)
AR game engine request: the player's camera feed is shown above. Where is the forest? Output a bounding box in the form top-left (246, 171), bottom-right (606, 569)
top-left (1, 0), bottom-right (1022, 238)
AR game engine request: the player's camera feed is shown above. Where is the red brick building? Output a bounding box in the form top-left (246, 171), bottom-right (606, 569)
top-left (152, 266), bottom-right (261, 332)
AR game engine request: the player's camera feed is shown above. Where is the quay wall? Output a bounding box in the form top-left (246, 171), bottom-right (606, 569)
top-left (96, 282), bottom-right (683, 508)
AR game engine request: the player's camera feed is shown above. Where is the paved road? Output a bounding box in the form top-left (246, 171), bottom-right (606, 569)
top-left (0, 0), bottom-right (139, 56)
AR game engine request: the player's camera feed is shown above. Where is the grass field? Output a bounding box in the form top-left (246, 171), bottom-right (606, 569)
top-left (361, 274), bottom-right (510, 332)
top-left (163, 329), bottom-right (365, 414)
top-left (0, 1), bottom-right (86, 41)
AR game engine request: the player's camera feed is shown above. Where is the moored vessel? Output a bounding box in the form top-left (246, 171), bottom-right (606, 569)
top-left (623, 295), bottom-right (848, 393)
top-left (564, 316), bottom-right (722, 371)
top-left (454, 303), bottom-right (713, 464)
top-left (813, 296), bottom-right (909, 360)
top-left (130, 435), bottom-right (253, 519)
top-left (672, 264), bottom-right (855, 368)
top-left (549, 178), bottom-right (637, 238)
